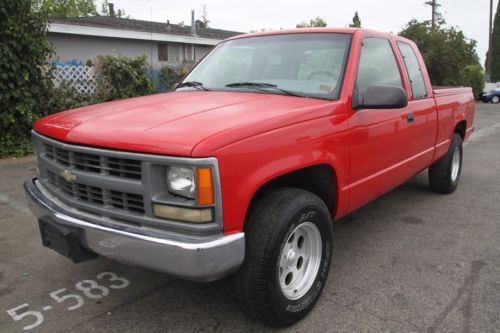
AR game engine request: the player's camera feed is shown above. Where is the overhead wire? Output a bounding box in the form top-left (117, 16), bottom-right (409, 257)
top-left (361, 2), bottom-right (425, 22)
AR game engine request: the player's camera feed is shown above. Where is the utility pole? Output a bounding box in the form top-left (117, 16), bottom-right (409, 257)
top-left (425, 0), bottom-right (441, 29)
top-left (487, 0), bottom-right (493, 81)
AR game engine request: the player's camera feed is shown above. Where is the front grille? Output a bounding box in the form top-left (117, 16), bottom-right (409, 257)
top-left (45, 170), bottom-right (145, 214)
top-left (44, 143), bottom-right (142, 180)
top-left (110, 190), bottom-right (145, 213)
top-left (32, 131), bottom-right (222, 234)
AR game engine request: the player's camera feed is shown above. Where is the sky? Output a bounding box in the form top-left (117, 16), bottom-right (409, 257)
top-left (98, 0), bottom-right (498, 66)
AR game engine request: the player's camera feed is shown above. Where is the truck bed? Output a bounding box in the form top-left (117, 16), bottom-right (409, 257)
top-left (432, 86), bottom-right (473, 97)
top-left (431, 86), bottom-right (475, 161)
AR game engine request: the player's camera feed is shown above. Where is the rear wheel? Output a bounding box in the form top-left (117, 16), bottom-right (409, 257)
top-left (235, 188), bottom-right (333, 327)
top-left (428, 133), bottom-right (463, 194)
top-left (492, 95), bottom-right (499, 104)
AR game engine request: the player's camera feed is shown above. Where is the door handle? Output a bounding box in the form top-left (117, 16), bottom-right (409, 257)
top-left (407, 113), bottom-right (415, 123)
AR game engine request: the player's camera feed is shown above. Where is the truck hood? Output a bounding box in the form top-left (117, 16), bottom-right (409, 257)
top-left (34, 91), bottom-right (336, 156)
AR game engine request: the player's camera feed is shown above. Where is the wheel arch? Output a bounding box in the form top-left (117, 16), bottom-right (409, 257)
top-left (243, 164), bottom-right (338, 232)
top-left (454, 120), bottom-right (467, 140)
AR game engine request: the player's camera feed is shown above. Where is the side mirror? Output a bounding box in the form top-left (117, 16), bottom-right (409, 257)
top-left (354, 85), bottom-right (408, 109)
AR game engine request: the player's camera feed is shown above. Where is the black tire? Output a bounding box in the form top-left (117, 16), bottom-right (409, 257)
top-left (492, 95), bottom-right (500, 104)
top-left (428, 133), bottom-right (463, 194)
top-left (235, 188), bottom-right (333, 327)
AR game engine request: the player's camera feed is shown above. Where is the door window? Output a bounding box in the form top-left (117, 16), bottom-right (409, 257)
top-left (356, 38), bottom-right (403, 95)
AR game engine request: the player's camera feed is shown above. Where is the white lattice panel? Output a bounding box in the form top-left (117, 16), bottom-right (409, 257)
top-left (52, 65), bottom-right (98, 95)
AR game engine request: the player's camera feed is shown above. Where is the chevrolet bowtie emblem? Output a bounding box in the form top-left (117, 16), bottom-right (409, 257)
top-left (60, 169), bottom-right (77, 183)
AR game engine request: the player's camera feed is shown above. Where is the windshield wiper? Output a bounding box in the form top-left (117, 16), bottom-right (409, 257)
top-left (176, 81), bottom-right (210, 91)
top-left (225, 82), bottom-right (305, 97)
top-left (226, 82), bottom-right (277, 88)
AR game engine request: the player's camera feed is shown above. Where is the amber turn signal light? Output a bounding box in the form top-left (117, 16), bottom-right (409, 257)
top-left (196, 167), bottom-right (214, 205)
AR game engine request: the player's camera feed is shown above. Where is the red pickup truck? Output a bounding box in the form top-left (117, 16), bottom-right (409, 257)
top-left (25, 28), bottom-right (474, 327)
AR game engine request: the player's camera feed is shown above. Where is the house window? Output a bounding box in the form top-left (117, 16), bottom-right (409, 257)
top-left (158, 43), bottom-right (182, 62)
top-left (184, 44), bottom-right (194, 62)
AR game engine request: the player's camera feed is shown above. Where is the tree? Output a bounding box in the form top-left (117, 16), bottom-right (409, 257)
top-left (32, 0), bottom-right (97, 18)
top-left (296, 17), bottom-right (327, 28)
top-left (459, 64), bottom-right (485, 97)
top-left (1, 0), bottom-right (54, 156)
top-left (400, 19), bottom-right (480, 86)
top-left (196, 4), bottom-right (210, 29)
top-left (490, 0), bottom-right (500, 81)
top-left (32, 0), bottom-right (129, 19)
top-left (100, 0), bottom-right (128, 18)
top-left (349, 11), bottom-right (361, 28)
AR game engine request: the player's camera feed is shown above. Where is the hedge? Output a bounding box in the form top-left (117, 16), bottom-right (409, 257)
top-left (0, 0), bottom-right (53, 157)
top-left (1, 2), bottom-right (187, 158)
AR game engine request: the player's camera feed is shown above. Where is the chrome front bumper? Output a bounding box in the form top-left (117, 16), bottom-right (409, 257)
top-left (24, 179), bottom-right (245, 282)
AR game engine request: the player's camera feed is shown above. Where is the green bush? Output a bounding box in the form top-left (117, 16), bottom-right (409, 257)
top-left (159, 65), bottom-right (189, 90)
top-left (95, 54), bottom-right (157, 101)
top-left (458, 64), bottom-right (485, 98)
top-left (0, 0), bottom-right (53, 157)
top-left (0, 6), bottom-right (187, 158)
top-left (48, 81), bottom-right (95, 111)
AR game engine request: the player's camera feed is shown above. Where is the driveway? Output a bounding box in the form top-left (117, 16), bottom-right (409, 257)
top-left (1, 102), bottom-right (499, 332)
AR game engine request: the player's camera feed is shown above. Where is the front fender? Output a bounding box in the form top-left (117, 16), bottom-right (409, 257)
top-left (209, 114), bottom-right (350, 234)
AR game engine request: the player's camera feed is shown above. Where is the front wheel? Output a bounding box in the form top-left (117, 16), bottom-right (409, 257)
top-left (235, 188), bottom-right (333, 327)
top-left (428, 133), bottom-right (463, 194)
top-left (492, 95), bottom-right (499, 104)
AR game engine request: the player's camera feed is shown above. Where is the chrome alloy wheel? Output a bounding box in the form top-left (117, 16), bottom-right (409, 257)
top-left (451, 146), bottom-right (461, 182)
top-left (278, 222), bottom-right (322, 300)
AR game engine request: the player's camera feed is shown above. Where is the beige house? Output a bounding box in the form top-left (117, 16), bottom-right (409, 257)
top-left (48, 15), bottom-right (242, 68)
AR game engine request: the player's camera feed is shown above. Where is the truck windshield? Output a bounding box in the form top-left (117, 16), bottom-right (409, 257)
top-left (177, 33), bottom-right (352, 100)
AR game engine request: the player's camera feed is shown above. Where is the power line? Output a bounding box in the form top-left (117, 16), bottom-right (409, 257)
top-left (363, 4), bottom-right (423, 21)
top-left (384, 6), bottom-right (427, 33)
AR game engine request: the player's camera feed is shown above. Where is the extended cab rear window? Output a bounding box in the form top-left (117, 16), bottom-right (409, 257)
top-left (179, 33), bottom-right (352, 100)
top-left (397, 42), bottom-right (428, 99)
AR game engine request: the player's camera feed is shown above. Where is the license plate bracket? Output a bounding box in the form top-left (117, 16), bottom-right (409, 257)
top-left (38, 219), bottom-right (97, 263)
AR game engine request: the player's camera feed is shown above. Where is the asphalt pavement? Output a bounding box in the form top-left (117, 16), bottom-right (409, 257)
top-left (1, 102), bottom-right (499, 333)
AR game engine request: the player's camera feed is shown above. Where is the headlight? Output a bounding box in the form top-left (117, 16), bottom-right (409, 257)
top-left (159, 165), bottom-right (216, 223)
top-left (167, 166), bottom-right (195, 199)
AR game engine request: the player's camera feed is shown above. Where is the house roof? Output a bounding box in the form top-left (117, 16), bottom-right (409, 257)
top-left (50, 16), bottom-right (243, 41)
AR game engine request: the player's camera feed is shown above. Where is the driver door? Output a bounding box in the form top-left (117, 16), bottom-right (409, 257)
top-left (347, 36), bottom-right (415, 210)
